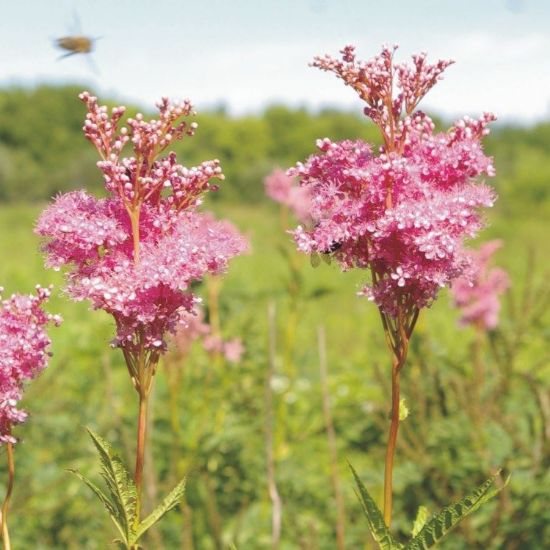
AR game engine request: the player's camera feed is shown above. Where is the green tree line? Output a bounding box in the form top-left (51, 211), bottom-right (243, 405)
top-left (0, 84), bottom-right (549, 214)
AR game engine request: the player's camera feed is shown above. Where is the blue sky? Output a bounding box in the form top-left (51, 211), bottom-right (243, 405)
top-left (1, 0), bottom-right (549, 122)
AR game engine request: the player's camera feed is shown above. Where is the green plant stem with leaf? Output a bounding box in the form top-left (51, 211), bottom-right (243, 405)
top-left (121, 335), bottom-right (159, 525)
top-left (71, 430), bottom-right (185, 549)
top-left (349, 291), bottom-right (511, 548)
top-left (0, 427), bottom-right (14, 550)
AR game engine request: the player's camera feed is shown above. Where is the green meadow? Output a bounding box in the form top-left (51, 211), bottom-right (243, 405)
top-left (0, 86), bottom-right (549, 548)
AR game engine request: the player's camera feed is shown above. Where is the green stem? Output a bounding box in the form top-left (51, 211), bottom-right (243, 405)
top-left (1, 435), bottom-right (15, 550)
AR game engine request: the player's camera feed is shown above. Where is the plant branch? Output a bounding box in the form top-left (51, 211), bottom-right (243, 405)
top-left (0, 433), bottom-right (15, 550)
top-left (134, 387), bottom-right (149, 521)
top-left (381, 307), bottom-right (414, 527)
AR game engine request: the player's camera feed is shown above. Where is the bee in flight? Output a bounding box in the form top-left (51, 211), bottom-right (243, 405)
top-left (54, 11), bottom-right (100, 73)
top-left (55, 35), bottom-right (94, 58)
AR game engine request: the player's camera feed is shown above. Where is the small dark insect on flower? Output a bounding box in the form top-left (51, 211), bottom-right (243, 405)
top-left (322, 241), bottom-right (342, 254)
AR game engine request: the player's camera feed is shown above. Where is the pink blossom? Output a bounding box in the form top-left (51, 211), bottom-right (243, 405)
top-left (37, 94), bottom-right (248, 356)
top-left (221, 338), bottom-right (245, 364)
top-left (173, 306), bottom-right (245, 364)
top-left (202, 334), bottom-right (224, 355)
top-left (265, 168), bottom-right (293, 204)
top-left (0, 286), bottom-right (61, 444)
top-left (172, 308), bottom-right (211, 356)
top-left (202, 334), bottom-right (245, 364)
top-left (291, 46), bottom-right (496, 316)
top-left (451, 240), bottom-right (510, 330)
top-left (265, 168), bottom-right (312, 224)
top-left (173, 307), bottom-right (245, 363)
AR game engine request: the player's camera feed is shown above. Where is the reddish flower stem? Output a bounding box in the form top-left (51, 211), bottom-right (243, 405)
top-left (380, 308), bottom-right (414, 527)
top-left (134, 389), bottom-right (149, 518)
top-left (1, 432), bottom-right (15, 550)
top-left (383, 353), bottom-right (402, 527)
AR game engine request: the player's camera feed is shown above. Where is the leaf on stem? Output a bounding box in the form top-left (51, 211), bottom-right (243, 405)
top-left (405, 470), bottom-right (511, 549)
top-left (135, 477), bottom-right (186, 539)
top-left (411, 506), bottom-right (429, 537)
top-left (86, 429), bottom-right (138, 538)
top-left (349, 463), bottom-right (405, 550)
top-left (67, 468), bottom-right (128, 544)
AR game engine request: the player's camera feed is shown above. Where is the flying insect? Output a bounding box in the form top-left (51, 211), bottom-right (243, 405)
top-left (55, 35), bottom-right (95, 58)
top-left (53, 11), bottom-right (99, 73)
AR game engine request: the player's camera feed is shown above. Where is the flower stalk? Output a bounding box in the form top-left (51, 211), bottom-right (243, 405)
top-left (134, 387), bottom-right (149, 518)
top-left (0, 286), bottom-right (59, 548)
top-left (36, 93), bottom-right (247, 547)
top-left (379, 306), bottom-right (417, 526)
top-left (0, 434), bottom-right (15, 550)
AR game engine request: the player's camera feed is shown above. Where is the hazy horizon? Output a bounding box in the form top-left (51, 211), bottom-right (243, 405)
top-left (1, 0), bottom-right (549, 123)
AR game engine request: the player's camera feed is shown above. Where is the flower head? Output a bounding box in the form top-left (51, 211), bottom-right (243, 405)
top-left (265, 168), bottom-right (312, 224)
top-left (37, 94), bottom-right (247, 356)
top-left (0, 286), bottom-right (61, 443)
top-left (291, 46), bottom-right (496, 316)
top-left (172, 307), bottom-right (245, 364)
top-left (451, 240), bottom-right (509, 330)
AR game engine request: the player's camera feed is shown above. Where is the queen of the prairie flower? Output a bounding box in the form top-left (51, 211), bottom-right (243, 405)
top-left (0, 286), bottom-right (60, 444)
top-left (0, 285), bottom-right (60, 548)
top-left (37, 93), bottom-right (248, 355)
top-left (290, 45), bottom-right (496, 317)
top-left (264, 168), bottom-right (312, 224)
top-left (289, 44), bottom-right (499, 529)
top-left (451, 240), bottom-right (509, 330)
top-left (36, 93), bottom-right (248, 532)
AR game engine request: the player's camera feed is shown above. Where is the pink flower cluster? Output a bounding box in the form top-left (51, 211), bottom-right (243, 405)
top-left (264, 168), bottom-right (312, 224)
top-left (173, 309), bottom-right (245, 364)
top-left (291, 46), bottom-right (496, 315)
top-left (0, 286), bottom-right (61, 444)
top-left (451, 240), bottom-right (509, 330)
top-left (37, 93), bottom-right (248, 353)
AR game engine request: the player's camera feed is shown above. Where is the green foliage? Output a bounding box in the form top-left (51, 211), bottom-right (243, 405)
top-left (88, 429), bottom-right (137, 539)
top-left (351, 464), bottom-right (509, 549)
top-left (69, 429), bottom-right (185, 549)
top-left (411, 506), bottom-right (429, 537)
top-left (0, 84), bottom-right (548, 548)
top-left (134, 478), bottom-right (186, 541)
top-left (3, 84), bottom-right (548, 215)
top-left (405, 472), bottom-right (510, 549)
top-left (0, 201), bottom-right (547, 548)
top-left (350, 464), bottom-right (404, 549)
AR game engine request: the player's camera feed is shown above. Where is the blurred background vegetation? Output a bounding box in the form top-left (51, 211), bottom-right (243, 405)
top-left (0, 85), bottom-right (549, 549)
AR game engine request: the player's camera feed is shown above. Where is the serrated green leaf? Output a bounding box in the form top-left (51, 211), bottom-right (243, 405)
top-left (405, 470), bottom-right (510, 549)
top-left (411, 506), bottom-right (429, 537)
top-left (349, 464), bottom-right (404, 549)
top-left (86, 429), bottom-right (137, 541)
top-left (134, 477), bottom-right (186, 540)
top-left (67, 468), bottom-right (128, 545)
